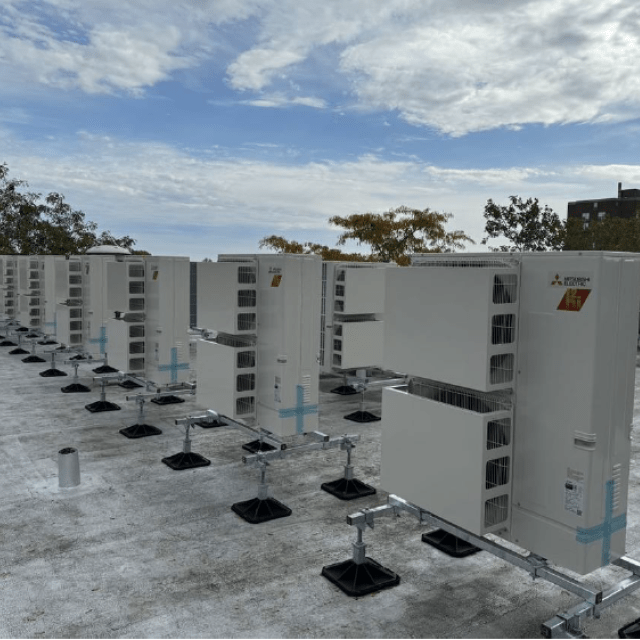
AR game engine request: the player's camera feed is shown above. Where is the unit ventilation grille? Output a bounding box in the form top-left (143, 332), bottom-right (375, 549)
top-left (412, 256), bottom-right (519, 269)
top-left (408, 378), bottom-right (512, 413)
top-left (487, 418), bottom-right (511, 449)
top-left (489, 354), bottom-right (515, 384)
top-left (491, 314), bottom-right (516, 344)
top-left (485, 495), bottom-right (509, 527)
top-left (215, 334), bottom-right (256, 348)
top-left (493, 274), bottom-right (518, 304)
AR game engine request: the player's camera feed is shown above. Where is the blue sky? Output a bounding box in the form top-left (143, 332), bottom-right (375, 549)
top-left (2, 0), bottom-right (640, 259)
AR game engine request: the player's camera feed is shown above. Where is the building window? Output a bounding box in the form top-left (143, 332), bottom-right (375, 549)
top-left (597, 211), bottom-right (606, 221)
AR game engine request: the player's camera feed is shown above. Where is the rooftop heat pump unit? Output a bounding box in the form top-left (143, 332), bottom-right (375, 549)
top-left (196, 254), bottom-right (322, 437)
top-left (380, 252), bottom-right (640, 575)
top-left (320, 262), bottom-right (393, 375)
top-left (105, 256), bottom-right (191, 388)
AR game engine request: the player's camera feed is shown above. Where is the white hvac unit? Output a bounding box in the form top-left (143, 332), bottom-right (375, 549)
top-left (380, 251), bottom-right (640, 575)
top-left (1, 257), bottom-right (18, 320)
top-left (12, 256), bottom-right (52, 330)
top-left (106, 256), bottom-right (190, 385)
top-left (196, 254), bottom-right (322, 436)
top-left (54, 257), bottom-right (85, 348)
top-left (320, 262), bottom-right (393, 373)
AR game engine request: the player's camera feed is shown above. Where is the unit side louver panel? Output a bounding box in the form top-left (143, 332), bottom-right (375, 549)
top-left (380, 382), bottom-right (514, 536)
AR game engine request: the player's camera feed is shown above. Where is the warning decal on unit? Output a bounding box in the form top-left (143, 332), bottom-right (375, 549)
top-left (565, 468), bottom-right (585, 516)
top-left (271, 274), bottom-right (282, 287)
top-left (557, 288), bottom-right (591, 311)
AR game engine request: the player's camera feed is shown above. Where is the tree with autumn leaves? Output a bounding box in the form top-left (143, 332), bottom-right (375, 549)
top-left (260, 206), bottom-right (474, 265)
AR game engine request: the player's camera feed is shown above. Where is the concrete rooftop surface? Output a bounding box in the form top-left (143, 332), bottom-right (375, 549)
top-left (2, 342), bottom-right (640, 639)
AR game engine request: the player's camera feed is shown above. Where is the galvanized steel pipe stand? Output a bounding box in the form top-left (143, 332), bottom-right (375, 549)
top-left (163, 415), bottom-right (211, 470)
top-left (343, 376), bottom-right (406, 423)
top-left (320, 437), bottom-right (376, 500)
top-left (322, 494), bottom-right (640, 638)
top-left (39, 350), bottom-right (68, 378)
top-left (117, 372), bottom-right (145, 390)
top-left (9, 332), bottom-right (29, 356)
top-left (120, 390), bottom-right (175, 438)
top-left (85, 375), bottom-right (121, 413)
top-left (60, 360), bottom-right (91, 393)
top-left (149, 383), bottom-right (195, 406)
top-left (91, 353), bottom-right (119, 375)
top-left (238, 431), bottom-right (367, 522)
top-left (21, 338), bottom-right (47, 363)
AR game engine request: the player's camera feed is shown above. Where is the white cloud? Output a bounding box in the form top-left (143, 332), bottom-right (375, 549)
top-left (2, 128), bottom-right (633, 258)
top-left (243, 93), bottom-right (326, 108)
top-left (3, 0), bottom-right (640, 133)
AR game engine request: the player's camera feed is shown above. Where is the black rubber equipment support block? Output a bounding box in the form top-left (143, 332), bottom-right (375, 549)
top-left (120, 423), bottom-right (162, 439)
top-left (9, 347), bottom-right (29, 355)
top-left (343, 410), bottom-right (381, 423)
top-left (85, 400), bottom-right (121, 413)
top-left (195, 418), bottom-right (228, 428)
top-left (0, 340), bottom-right (17, 347)
top-left (161, 451), bottom-right (210, 470)
top-left (330, 385), bottom-right (359, 396)
top-left (38, 339), bottom-right (58, 345)
top-left (619, 618), bottom-right (640, 638)
top-left (61, 383), bottom-right (92, 393)
top-left (321, 477), bottom-right (377, 501)
top-left (40, 368), bottom-right (68, 377)
top-left (150, 395), bottom-right (185, 405)
top-left (25, 333), bottom-right (40, 339)
top-left (92, 364), bottom-right (119, 374)
top-left (242, 439), bottom-right (277, 453)
top-left (421, 529), bottom-right (482, 558)
top-left (69, 354), bottom-right (86, 360)
top-left (22, 355), bottom-right (47, 363)
top-left (118, 379), bottom-right (144, 389)
top-left (321, 557), bottom-right (400, 597)
top-left (231, 497), bottom-right (292, 524)
top-left (15, 327), bottom-right (29, 332)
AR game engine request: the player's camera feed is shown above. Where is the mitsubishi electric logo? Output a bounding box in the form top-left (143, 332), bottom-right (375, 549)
top-left (549, 272), bottom-right (592, 288)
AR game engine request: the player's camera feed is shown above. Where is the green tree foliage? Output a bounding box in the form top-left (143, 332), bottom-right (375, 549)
top-left (482, 196), bottom-right (565, 251)
top-left (260, 206), bottom-right (473, 266)
top-left (0, 162), bottom-right (138, 255)
top-left (563, 214), bottom-right (640, 252)
top-left (258, 235), bottom-right (376, 262)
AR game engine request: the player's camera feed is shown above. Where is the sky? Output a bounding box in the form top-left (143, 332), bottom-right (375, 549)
top-left (2, 0), bottom-right (640, 259)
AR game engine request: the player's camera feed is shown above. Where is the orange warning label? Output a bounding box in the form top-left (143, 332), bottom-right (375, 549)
top-left (557, 288), bottom-right (591, 311)
top-left (271, 274), bottom-right (282, 287)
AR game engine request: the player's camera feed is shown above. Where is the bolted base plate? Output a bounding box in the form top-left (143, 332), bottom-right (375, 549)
top-left (85, 400), bottom-right (121, 413)
top-left (120, 423), bottom-right (162, 439)
top-left (242, 439), bottom-right (277, 453)
top-left (0, 340), bottom-right (17, 347)
top-left (61, 383), bottom-right (92, 393)
top-left (196, 418), bottom-right (228, 429)
top-left (231, 497), bottom-right (292, 524)
top-left (321, 557), bottom-right (400, 597)
top-left (118, 379), bottom-right (144, 389)
top-left (619, 618), bottom-right (640, 638)
top-left (343, 410), bottom-right (381, 423)
top-left (161, 451), bottom-right (210, 470)
top-left (22, 355), bottom-right (47, 363)
top-left (321, 477), bottom-right (377, 501)
top-left (150, 395), bottom-right (185, 406)
top-left (92, 364), bottom-right (119, 374)
top-left (40, 368), bottom-right (68, 377)
top-left (421, 529), bottom-right (482, 558)
top-left (330, 385), bottom-right (359, 396)
top-left (9, 348), bottom-right (29, 355)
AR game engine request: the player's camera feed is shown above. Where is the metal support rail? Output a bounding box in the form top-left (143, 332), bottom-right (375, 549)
top-left (344, 494), bottom-right (640, 638)
top-left (175, 411), bottom-right (286, 451)
top-left (241, 431), bottom-right (361, 466)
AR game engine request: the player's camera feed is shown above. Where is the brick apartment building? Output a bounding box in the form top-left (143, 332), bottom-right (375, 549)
top-left (568, 182), bottom-right (640, 224)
